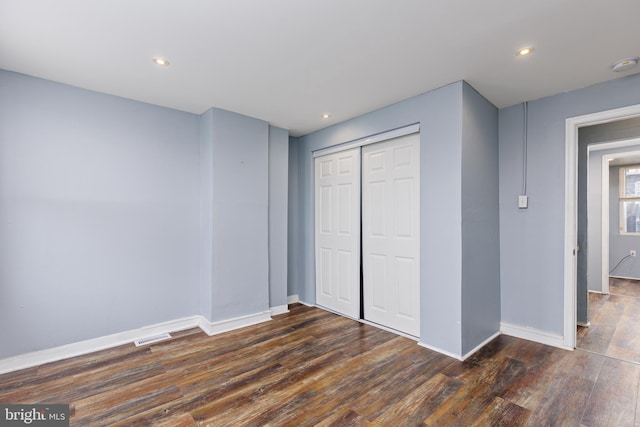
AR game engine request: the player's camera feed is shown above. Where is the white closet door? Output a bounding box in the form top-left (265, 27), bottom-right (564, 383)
top-left (314, 148), bottom-right (361, 318)
top-left (362, 133), bottom-right (420, 336)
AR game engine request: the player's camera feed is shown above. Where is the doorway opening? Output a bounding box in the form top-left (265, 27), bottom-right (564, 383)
top-left (577, 133), bottom-right (640, 362)
top-left (565, 104), bottom-right (640, 349)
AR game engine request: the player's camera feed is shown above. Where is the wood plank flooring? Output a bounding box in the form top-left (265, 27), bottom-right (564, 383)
top-left (2, 303), bottom-right (639, 426)
top-left (578, 278), bottom-right (640, 363)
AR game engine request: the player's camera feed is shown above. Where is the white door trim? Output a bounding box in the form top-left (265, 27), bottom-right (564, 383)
top-left (564, 103), bottom-right (640, 349)
top-left (602, 154), bottom-right (611, 295)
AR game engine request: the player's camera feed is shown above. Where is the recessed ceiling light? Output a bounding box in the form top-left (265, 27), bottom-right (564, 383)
top-left (611, 57), bottom-right (639, 72)
top-left (516, 47), bottom-right (534, 56)
top-left (153, 57), bottom-right (170, 66)
top-left (322, 113), bottom-right (331, 119)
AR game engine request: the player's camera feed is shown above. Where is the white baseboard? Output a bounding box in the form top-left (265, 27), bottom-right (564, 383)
top-left (199, 310), bottom-right (272, 336)
top-left (500, 322), bottom-right (570, 350)
top-left (285, 295), bottom-right (314, 307)
top-left (0, 309), bottom-right (276, 375)
top-left (417, 331), bottom-right (500, 361)
top-left (417, 341), bottom-right (463, 361)
top-left (287, 295), bottom-right (315, 307)
top-left (461, 331), bottom-right (501, 361)
top-left (5, 313), bottom-right (564, 375)
top-left (270, 305), bottom-right (290, 316)
top-left (0, 315), bottom-right (202, 375)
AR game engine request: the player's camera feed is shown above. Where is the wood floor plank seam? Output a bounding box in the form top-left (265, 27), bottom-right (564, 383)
top-left (1, 303), bottom-right (638, 426)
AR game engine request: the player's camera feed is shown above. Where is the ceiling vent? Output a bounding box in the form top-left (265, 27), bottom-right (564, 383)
top-left (611, 57), bottom-right (639, 72)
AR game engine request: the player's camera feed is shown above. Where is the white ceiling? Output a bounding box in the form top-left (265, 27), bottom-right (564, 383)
top-left (609, 156), bottom-right (640, 167)
top-left (1, 0), bottom-right (639, 136)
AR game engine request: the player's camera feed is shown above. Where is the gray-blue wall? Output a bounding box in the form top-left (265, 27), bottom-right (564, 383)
top-left (0, 70), bottom-right (201, 358)
top-left (461, 83), bottom-right (500, 355)
top-left (287, 137), bottom-right (300, 298)
top-left (199, 109), bottom-right (214, 318)
top-left (294, 81), bottom-right (500, 357)
top-left (499, 73), bottom-right (640, 336)
top-left (1, 70), bottom-right (289, 360)
top-left (296, 83), bottom-right (463, 355)
top-left (206, 109), bottom-right (270, 321)
top-left (4, 63), bottom-right (640, 362)
top-left (581, 117), bottom-right (640, 145)
top-left (269, 126), bottom-right (289, 309)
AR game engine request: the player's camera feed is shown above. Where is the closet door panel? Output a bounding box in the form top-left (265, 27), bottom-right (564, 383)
top-left (314, 148), bottom-right (361, 318)
top-left (363, 133), bottom-right (420, 336)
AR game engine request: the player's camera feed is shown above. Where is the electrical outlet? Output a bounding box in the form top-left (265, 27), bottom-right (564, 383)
top-left (631, 250), bottom-right (636, 257)
top-left (518, 195), bottom-right (528, 209)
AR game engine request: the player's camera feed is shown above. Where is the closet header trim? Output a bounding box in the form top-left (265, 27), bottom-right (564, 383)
top-left (312, 123), bottom-right (420, 158)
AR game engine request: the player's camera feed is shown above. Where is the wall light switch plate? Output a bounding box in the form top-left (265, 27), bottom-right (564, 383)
top-left (518, 195), bottom-right (528, 209)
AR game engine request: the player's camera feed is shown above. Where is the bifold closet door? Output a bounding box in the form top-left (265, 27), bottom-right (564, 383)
top-left (314, 148), bottom-right (361, 318)
top-left (362, 133), bottom-right (420, 337)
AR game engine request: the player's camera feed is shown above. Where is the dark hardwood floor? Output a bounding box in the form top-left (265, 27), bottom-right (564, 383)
top-left (578, 278), bottom-right (640, 363)
top-left (2, 303), bottom-right (639, 426)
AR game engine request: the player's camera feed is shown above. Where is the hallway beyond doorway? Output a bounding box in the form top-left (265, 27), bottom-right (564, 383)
top-left (578, 278), bottom-right (640, 363)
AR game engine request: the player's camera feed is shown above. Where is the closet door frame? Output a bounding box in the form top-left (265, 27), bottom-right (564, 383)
top-left (312, 124), bottom-right (420, 331)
